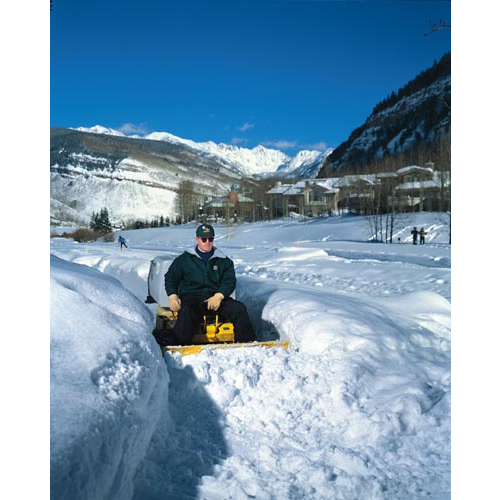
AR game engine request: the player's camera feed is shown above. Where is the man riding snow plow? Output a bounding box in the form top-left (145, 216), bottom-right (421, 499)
top-left (145, 224), bottom-right (289, 356)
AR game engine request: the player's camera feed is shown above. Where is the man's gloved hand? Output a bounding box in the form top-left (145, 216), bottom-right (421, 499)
top-left (168, 294), bottom-right (182, 312)
top-left (206, 293), bottom-right (224, 311)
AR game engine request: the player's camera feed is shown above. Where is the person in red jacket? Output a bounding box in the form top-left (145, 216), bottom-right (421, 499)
top-left (164, 224), bottom-right (256, 345)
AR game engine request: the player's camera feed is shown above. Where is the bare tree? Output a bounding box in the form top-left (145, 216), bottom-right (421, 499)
top-left (176, 179), bottom-right (200, 224)
top-left (424, 20), bottom-right (451, 36)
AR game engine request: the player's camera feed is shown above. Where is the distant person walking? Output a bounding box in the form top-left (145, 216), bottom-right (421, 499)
top-left (118, 235), bottom-right (128, 249)
top-left (419, 227), bottom-right (427, 245)
top-left (411, 227), bottom-right (418, 245)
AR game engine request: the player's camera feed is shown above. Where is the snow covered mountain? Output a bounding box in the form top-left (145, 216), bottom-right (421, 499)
top-left (144, 131), bottom-right (292, 177)
top-left (275, 148), bottom-right (334, 178)
top-left (73, 126), bottom-right (328, 177)
top-left (50, 126), bottom-right (255, 226)
top-left (51, 53), bottom-right (450, 227)
top-left (319, 52), bottom-right (451, 176)
top-left (50, 126), bottom-right (330, 226)
top-left (74, 125), bottom-right (126, 137)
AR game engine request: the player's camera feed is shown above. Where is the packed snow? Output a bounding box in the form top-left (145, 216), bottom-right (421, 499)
top-left (50, 213), bottom-right (451, 499)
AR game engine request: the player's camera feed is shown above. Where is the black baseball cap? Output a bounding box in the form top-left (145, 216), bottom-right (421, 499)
top-left (196, 224), bottom-right (215, 237)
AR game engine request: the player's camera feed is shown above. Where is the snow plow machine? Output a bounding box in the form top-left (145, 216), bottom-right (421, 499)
top-left (145, 255), bottom-right (289, 357)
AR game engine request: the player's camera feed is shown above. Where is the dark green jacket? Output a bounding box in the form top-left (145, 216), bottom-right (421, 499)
top-left (164, 247), bottom-right (236, 298)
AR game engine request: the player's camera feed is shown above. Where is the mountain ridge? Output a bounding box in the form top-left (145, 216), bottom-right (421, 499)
top-left (319, 52), bottom-right (451, 176)
top-left (74, 125), bottom-right (330, 177)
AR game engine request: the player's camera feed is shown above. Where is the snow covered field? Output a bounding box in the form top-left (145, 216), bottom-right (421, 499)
top-left (49, 213), bottom-right (452, 499)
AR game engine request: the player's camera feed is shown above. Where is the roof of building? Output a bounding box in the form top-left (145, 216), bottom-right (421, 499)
top-left (396, 165), bottom-right (434, 176)
top-left (204, 194), bottom-right (254, 207)
top-left (395, 180), bottom-right (439, 190)
top-left (267, 184), bottom-right (294, 194)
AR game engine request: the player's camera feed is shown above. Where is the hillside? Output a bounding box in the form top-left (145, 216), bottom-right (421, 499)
top-left (50, 127), bottom-right (259, 226)
top-left (319, 52), bottom-right (451, 176)
top-left (50, 127), bottom-right (331, 226)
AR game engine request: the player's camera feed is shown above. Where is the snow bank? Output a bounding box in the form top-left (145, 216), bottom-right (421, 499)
top-left (50, 256), bottom-right (169, 500)
top-left (50, 214), bottom-right (451, 499)
top-left (173, 285), bottom-right (451, 499)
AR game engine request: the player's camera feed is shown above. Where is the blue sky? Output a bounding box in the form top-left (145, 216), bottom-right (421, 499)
top-left (50, 0), bottom-right (450, 154)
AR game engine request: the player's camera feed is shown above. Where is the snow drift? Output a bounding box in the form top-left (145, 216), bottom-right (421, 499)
top-left (50, 214), bottom-right (451, 499)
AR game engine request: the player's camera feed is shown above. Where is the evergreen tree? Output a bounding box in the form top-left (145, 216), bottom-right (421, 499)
top-left (99, 208), bottom-right (112, 232)
top-left (89, 207), bottom-right (112, 232)
top-left (89, 211), bottom-right (98, 230)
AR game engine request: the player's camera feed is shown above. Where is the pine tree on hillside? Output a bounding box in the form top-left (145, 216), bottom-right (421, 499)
top-left (90, 211), bottom-right (99, 231)
top-left (99, 208), bottom-right (112, 232)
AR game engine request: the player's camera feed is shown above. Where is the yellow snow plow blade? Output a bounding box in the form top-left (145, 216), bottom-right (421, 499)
top-left (154, 305), bottom-right (289, 357)
top-left (162, 340), bottom-right (289, 357)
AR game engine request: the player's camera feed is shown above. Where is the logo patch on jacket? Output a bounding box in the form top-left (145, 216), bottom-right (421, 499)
top-left (213, 265), bottom-right (218, 270)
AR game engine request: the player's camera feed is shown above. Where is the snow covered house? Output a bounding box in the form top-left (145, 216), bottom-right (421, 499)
top-left (336, 162), bottom-right (450, 214)
top-left (267, 179), bottom-right (339, 218)
top-left (267, 162), bottom-right (450, 217)
top-left (337, 174), bottom-right (379, 214)
top-left (201, 192), bottom-right (256, 223)
top-left (390, 162), bottom-right (450, 211)
top-left (267, 182), bottom-right (294, 218)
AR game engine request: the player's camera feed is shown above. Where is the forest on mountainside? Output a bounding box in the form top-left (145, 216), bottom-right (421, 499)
top-left (319, 52), bottom-right (451, 177)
